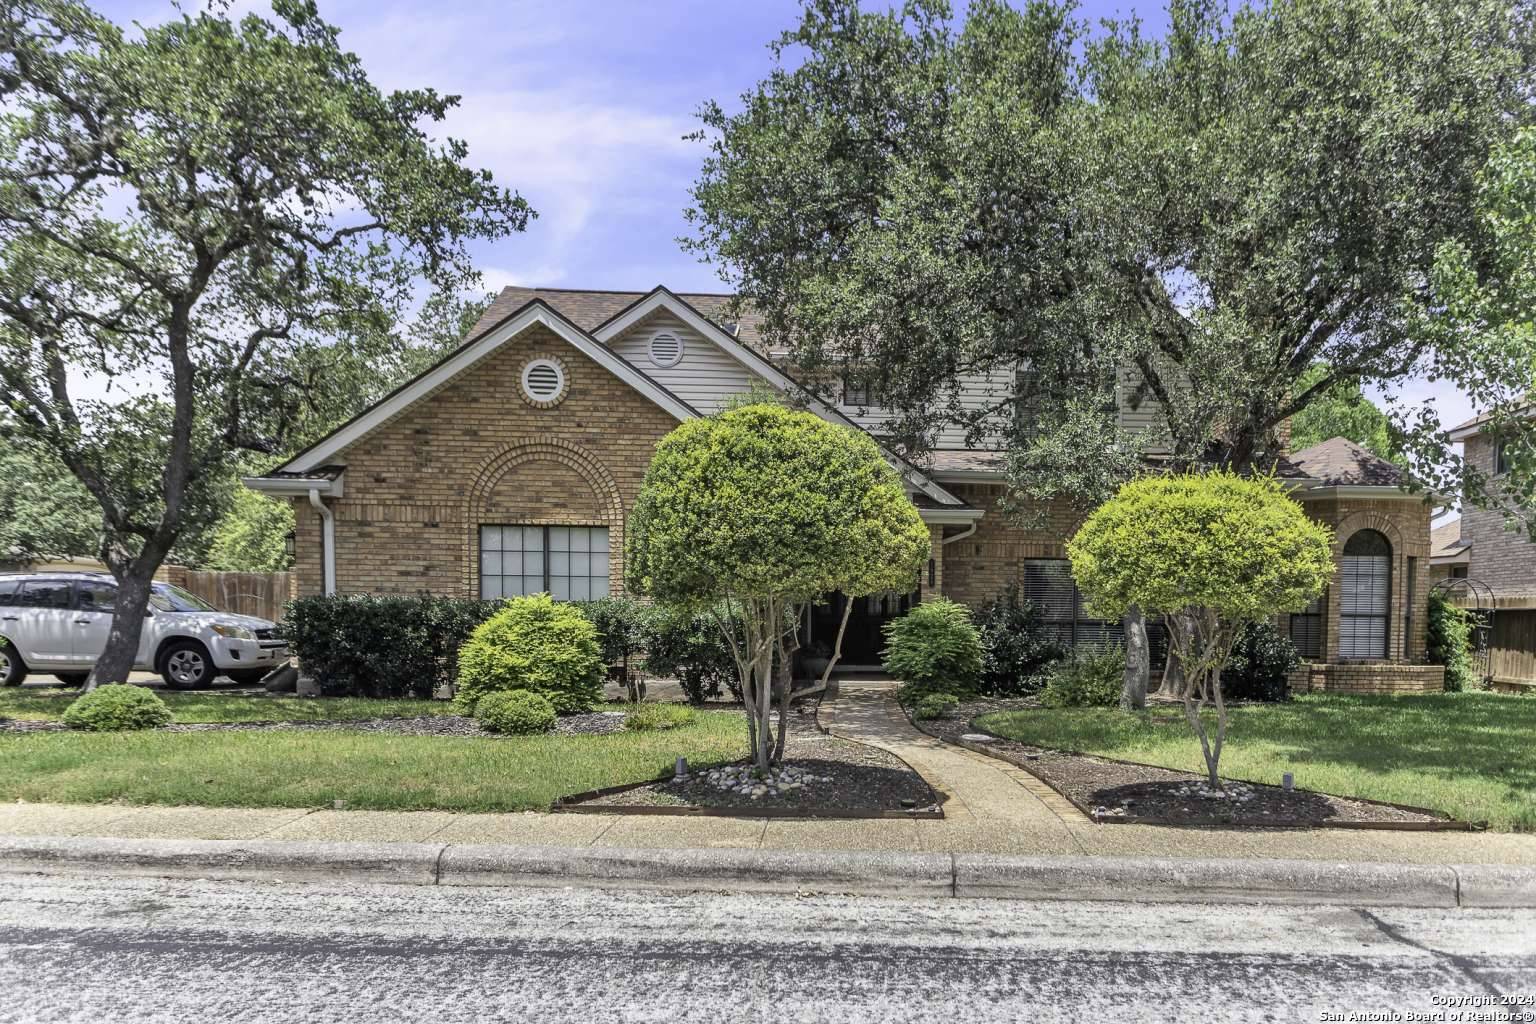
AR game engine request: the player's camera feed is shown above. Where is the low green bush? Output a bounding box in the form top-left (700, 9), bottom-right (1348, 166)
top-left (623, 702), bottom-right (696, 732)
top-left (882, 598), bottom-right (983, 699)
top-left (1039, 647), bottom-right (1126, 708)
top-left (456, 594), bottom-right (605, 715)
top-left (283, 594), bottom-right (496, 698)
top-left (974, 585), bottom-right (1065, 695)
top-left (576, 596), bottom-right (650, 698)
top-left (642, 607), bottom-right (742, 704)
top-left (474, 689), bottom-right (556, 735)
top-left (1222, 621), bottom-right (1298, 702)
top-left (61, 685), bottom-right (172, 731)
top-left (1427, 590), bottom-right (1479, 692)
top-left (914, 693), bottom-right (960, 720)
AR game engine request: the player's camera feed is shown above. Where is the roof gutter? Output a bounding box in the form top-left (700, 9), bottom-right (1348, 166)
top-left (918, 507), bottom-right (986, 525)
top-left (243, 475), bottom-right (345, 499)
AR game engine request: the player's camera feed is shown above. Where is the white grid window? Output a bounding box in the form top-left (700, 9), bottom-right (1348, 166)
top-left (479, 526), bottom-right (609, 601)
top-left (1339, 530), bottom-right (1391, 660)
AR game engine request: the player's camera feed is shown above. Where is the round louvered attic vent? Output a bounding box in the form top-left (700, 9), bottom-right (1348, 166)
top-left (520, 358), bottom-right (567, 406)
top-left (648, 330), bottom-right (684, 368)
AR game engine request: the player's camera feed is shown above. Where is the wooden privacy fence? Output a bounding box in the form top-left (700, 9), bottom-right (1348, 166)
top-left (162, 567), bottom-right (293, 623)
top-left (1488, 609), bottom-right (1536, 691)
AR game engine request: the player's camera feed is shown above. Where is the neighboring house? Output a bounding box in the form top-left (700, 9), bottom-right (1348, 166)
top-left (1429, 519), bottom-right (1470, 582)
top-left (1442, 413), bottom-right (1536, 690)
top-left (245, 286), bottom-right (1441, 693)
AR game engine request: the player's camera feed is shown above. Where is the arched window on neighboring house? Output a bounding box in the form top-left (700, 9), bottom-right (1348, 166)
top-left (1340, 529), bottom-right (1392, 659)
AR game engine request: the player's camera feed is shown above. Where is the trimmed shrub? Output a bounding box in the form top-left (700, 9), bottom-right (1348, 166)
top-left (1039, 647), bottom-right (1125, 708)
top-left (62, 685), bottom-right (172, 731)
top-left (914, 693), bottom-right (960, 720)
top-left (283, 594), bottom-right (496, 698)
top-left (623, 702), bottom-right (696, 731)
top-left (1222, 621), bottom-right (1299, 702)
top-left (974, 584), bottom-right (1066, 695)
top-left (456, 594), bottom-right (605, 715)
top-left (475, 689), bottom-right (557, 735)
top-left (576, 596), bottom-right (652, 699)
top-left (1427, 590), bottom-right (1479, 692)
top-left (642, 607), bottom-right (743, 704)
top-left (882, 598), bottom-right (983, 699)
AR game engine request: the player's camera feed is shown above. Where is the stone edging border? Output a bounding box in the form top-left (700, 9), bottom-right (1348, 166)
top-left (1, 835), bottom-right (1532, 908)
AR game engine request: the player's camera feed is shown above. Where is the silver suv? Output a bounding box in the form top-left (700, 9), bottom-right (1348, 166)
top-left (0, 573), bottom-right (288, 689)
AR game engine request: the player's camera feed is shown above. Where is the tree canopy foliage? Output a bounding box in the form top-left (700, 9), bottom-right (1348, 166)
top-left (0, 0), bottom-right (530, 685)
top-left (628, 403), bottom-right (930, 769)
top-left (687, 0), bottom-right (1536, 513)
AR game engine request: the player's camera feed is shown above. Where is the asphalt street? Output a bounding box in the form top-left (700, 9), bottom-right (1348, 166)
top-left (1, 872), bottom-right (1533, 1023)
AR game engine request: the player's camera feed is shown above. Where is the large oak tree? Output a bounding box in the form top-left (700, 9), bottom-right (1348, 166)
top-left (0, 0), bottom-right (531, 687)
top-left (687, 0), bottom-right (1536, 507)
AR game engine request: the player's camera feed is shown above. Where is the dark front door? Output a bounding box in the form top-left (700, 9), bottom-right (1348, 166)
top-left (807, 591), bottom-right (919, 666)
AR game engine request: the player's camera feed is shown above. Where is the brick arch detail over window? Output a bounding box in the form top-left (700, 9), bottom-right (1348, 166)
top-left (462, 439), bottom-right (626, 596)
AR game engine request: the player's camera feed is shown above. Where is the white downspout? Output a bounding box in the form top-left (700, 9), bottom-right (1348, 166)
top-left (940, 522), bottom-right (979, 548)
top-left (308, 488), bottom-right (336, 596)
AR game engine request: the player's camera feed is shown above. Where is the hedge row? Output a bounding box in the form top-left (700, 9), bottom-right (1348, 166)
top-left (282, 594), bottom-right (740, 702)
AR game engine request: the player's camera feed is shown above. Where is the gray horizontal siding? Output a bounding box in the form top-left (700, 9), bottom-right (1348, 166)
top-left (609, 311), bottom-right (763, 414)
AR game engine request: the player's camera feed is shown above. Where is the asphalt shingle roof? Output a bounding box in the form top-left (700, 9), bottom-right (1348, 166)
top-left (470, 287), bottom-right (769, 355)
top-left (1286, 437), bottom-right (1406, 488)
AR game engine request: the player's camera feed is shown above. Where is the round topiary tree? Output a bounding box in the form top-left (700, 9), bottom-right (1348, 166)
top-left (1067, 471), bottom-right (1333, 788)
top-left (474, 689), bottom-right (557, 735)
top-left (627, 402), bottom-right (930, 771)
top-left (61, 684), bottom-right (172, 731)
top-left (455, 594), bottom-right (604, 715)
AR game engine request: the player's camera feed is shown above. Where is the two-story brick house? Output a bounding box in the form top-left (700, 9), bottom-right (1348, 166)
top-left (1441, 413), bottom-right (1536, 689)
top-left (246, 285), bottom-right (1443, 693)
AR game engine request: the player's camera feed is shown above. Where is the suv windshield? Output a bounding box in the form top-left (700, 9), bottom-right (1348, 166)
top-left (149, 583), bottom-right (217, 613)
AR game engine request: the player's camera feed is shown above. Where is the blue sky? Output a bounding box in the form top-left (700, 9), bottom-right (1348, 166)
top-left (96, 0), bottom-right (1468, 432)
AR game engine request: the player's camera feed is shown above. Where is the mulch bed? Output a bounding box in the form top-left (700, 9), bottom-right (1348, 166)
top-left (911, 697), bottom-right (1467, 830)
top-left (560, 699), bottom-right (942, 818)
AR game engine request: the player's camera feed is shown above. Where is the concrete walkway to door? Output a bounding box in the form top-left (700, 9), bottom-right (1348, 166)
top-left (817, 681), bottom-right (1090, 855)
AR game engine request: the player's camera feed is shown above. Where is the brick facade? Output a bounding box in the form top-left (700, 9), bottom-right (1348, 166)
top-left (289, 322), bottom-right (678, 598)
top-left (934, 483), bottom-right (1084, 608)
top-left (1460, 434), bottom-right (1536, 596)
top-left (1287, 662), bottom-right (1445, 695)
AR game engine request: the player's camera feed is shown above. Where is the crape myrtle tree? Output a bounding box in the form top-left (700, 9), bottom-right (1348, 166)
top-left (0, 0), bottom-right (531, 688)
top-left (686, 0), bottom-right (1536, 541)
top-left (627, 404), bottom-right (930, 772)
top-left (1068, 473), bottom-right (1333, 789)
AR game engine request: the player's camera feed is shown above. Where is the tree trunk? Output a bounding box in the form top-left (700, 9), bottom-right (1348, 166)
top-left (1120, 606), bottom-right (1149, 711)
top-left (85, 542), bottom-right (172, 691)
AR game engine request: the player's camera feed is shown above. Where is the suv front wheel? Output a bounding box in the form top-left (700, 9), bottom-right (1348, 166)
top-left (0, 642), bottom-right (26, 687)
top-left (159, 640), bottom-right (214, 690)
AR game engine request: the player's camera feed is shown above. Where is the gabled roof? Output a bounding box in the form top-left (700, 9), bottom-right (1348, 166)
top-left (470, 286), bottom-right (771, 357)
top-left (1286, 437), bottom-right (1407, 488)
top-left (1448, 405), bottom-right (1535, 441)
top-left (1431, 519), bottom-right (1471, 563)
top-left (590, 287), bottom-right (967, 509)
top-left (253, 286), bottom-right (970, 513)
top-left (268, 299), bottom-right (699, 475)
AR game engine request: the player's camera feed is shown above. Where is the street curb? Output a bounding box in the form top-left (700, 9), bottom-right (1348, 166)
top-left (0, 835), bottom-right (440, 886)
top-left (1454, 863), bottom-right (1536, 908)
top-left (440, 844), bottom-right (954, 897)
top-left (954, 854), bottom-right (1460, 907)
top-left (3, 835), bottom-right (1535, 907)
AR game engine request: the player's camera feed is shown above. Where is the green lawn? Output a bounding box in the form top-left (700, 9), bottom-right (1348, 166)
top-left (0, 711), bottom-right (747, 812)
top-left (976, 692), bottom-right (1536, 832)
top-left (0, 685), bottom-right (462, 724)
